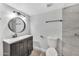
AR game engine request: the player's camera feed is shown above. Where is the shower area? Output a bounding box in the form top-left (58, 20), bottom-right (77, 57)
top-left (62, 4), bottom-right (79, 56)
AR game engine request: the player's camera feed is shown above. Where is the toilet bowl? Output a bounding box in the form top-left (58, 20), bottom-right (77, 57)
top-left (46, 48), bottom-right (58, 56)
top-left (46, 36), bottom-right (58, 56)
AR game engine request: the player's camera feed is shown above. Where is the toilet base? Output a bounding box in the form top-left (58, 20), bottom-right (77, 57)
top-left (46, 48), bottom-right (58, 56)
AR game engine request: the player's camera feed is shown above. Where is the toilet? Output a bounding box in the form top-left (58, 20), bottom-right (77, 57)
top-left (46, 36), bottom-right (58, 56)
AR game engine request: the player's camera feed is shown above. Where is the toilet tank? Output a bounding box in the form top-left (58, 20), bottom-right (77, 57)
top-left (47, 36), bottom-right (58, 48)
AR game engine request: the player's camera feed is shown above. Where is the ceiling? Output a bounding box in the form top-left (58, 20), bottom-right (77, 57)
top-left (6, 3), bottom-right (76, 16)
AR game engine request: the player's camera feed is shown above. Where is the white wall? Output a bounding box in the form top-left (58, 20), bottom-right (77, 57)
top-left (0, 4), bottom-right (30, 55)
top-left (30, 8), bottom-right (62, 49)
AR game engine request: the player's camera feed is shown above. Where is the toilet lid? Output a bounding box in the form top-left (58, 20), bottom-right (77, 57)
top-left (46, 48), bottom-right (58, 56)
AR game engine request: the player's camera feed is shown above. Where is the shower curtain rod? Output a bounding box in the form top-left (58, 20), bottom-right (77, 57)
top-left (45, 19), bottom-right (63, 23)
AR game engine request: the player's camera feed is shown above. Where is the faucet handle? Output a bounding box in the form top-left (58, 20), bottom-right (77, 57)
top-left (12, 33), bottom-right (17, 38)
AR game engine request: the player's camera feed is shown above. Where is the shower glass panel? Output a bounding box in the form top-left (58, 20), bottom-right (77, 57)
top-left (63, 4), bottom-right (79, 56)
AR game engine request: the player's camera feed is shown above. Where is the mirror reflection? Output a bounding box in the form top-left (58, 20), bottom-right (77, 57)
top-left (8, 17), bottom-right (26, 37)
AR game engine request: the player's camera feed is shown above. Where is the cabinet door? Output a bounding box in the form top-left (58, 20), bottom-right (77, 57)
top-left (11, 42), bottom-right (20, 56)
top-left (19, 40), bottom-right (25, 56)
top-left (24, 39), bottom-right (28, 56)
top-left (28, 38), bottom-right (33, 50)
top-left (14, 42), bottom-right (20, 56)
top-left (28, 37), bottom-right (33, 55)
top-left (3, 42), bottom-right (10, 56)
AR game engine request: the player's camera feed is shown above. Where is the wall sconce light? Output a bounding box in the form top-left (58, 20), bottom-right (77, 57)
top-left (13, 11), bottom-right (25, 17)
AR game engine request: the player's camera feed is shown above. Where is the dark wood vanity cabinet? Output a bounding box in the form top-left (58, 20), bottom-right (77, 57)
top-left (3, 36), bottom-right (33, 56)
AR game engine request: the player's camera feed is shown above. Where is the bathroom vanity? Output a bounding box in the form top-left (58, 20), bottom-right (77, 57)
top-left (3, 35), bottom-right (33, 56)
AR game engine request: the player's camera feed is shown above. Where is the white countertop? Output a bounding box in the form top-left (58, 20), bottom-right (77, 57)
top-left (3, 35), bottom-right (32, 44)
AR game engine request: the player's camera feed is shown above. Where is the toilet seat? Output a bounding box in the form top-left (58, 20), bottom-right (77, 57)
top-left (46, 48), bottom-right (58, 56)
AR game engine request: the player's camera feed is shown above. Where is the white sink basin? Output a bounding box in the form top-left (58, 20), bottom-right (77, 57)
top-left (3, 35), bottom-right (32, 44)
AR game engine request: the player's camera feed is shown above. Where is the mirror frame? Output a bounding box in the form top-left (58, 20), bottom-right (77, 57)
top-left (8, 17), bottom-right (26, 33)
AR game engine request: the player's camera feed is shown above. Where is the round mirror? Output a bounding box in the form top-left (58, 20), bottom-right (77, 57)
top-left (8, 17), bottom-right (26, 33)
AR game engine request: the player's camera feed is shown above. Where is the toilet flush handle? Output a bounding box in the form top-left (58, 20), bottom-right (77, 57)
top-left (40, 35), bottom-right (44, 38)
